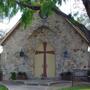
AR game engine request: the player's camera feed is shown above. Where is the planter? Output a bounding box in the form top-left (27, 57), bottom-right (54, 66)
top-left (0, 71), bottom-right (3, 81)
top-left (87, 70), bottom-right (90, 82)
top-left (61, 72), bottom-right (72, 80)
top-left (17, 72), bottom-right (28, 80)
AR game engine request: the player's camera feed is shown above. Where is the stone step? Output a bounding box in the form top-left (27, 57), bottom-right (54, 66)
top-left (5, 85), bottom-right (49, 90)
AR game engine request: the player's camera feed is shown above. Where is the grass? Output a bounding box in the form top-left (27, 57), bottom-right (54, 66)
top-left (0, 85), bottom-right (8, 90)
top-left (59, 85), bottom-right (90, 90)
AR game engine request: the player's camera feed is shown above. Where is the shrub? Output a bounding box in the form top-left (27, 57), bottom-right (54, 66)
top-left (10, 72), bottom-right (16, 80)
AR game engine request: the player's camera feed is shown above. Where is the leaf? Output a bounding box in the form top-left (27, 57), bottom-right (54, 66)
top-left (21, 8), bottom-right (34, 28)
top-left (0, 0), bottom-right (60, 28)
top-left (58, 0), bottom-right (66, 5)
top-left (40, 0), bottom-right (55, 18)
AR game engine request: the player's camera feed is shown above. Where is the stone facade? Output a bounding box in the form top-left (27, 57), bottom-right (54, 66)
top-left (1, 13), bottom-right (89, 80)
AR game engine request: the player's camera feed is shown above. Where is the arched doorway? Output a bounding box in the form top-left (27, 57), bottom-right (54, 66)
top-left (34, 42), bottom-right (55, 78)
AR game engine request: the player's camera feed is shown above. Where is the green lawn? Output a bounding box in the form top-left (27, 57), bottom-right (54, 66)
top-left (59, 85), bottom-right (90, 90)
top-left (0, 85), bottom-right (8, 90)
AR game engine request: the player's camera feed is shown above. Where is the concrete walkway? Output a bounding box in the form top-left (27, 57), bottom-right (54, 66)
top-left (5, 85), bottom-right (49, 90)
top-left (4, 84), bottom-right (71, 90)
top-left (0, 80), bottom-right (72, 90)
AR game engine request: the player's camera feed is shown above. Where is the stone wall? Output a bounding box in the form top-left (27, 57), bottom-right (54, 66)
top-left (1, 13), bottom-right (89, 80)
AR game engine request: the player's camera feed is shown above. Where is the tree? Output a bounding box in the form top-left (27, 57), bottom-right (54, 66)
top-left (0, 0), bottom-right (66, 26)
top-left (82, 0), bottom-right (90, 18)
top-left (0, 0), bottom-right (88, 27)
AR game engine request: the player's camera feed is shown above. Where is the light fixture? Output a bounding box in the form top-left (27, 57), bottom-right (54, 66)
top-left (88, 46), bottom-right (90, 52)
top-left (0, 45), bottom-right (3, 54)
top-left (20, 49), bottom-right (25, 57)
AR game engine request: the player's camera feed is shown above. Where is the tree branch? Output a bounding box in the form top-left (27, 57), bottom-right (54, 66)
top-left (82, 0), bottom-right (90, 18)
top-left (16, 1), bottom-right (40, 10)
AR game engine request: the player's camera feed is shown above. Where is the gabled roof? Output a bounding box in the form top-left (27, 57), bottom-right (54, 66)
top-left (54, 7), bottom-right (90, 44)
top-left (0, 7), bottom-right (90, 45)
top-left (0, 21), bottom-right (20, 45)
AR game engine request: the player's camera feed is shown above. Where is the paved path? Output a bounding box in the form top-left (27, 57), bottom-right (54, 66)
top-left (5, 85), bottom-right (49, 90)
top-left (4, 84), bottom-right (71, 90)
top-left (0, 80), bottom-right (71, 90)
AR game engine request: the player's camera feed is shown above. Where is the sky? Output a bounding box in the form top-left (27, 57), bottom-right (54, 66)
top-left (57, 0), bottom-right (88, 20)
top-left (60, 0), bottom-right (84, 14)
top-left (57, 0), bottom-right (90, 30)
top-left (0, 11), bottom-right (22, 38)
top-left (0, 0), bottom-right (90, 38)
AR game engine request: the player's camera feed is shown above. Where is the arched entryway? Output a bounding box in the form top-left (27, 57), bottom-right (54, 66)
top-left (34, 42), bottom-right (55, 78)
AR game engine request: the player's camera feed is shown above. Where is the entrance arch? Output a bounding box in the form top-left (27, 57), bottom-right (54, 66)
top-left (34, 42), bottom-right (55, 78)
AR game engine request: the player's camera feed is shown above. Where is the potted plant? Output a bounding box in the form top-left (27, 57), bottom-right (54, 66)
top-left (10, 72), bottom-right (16, 80)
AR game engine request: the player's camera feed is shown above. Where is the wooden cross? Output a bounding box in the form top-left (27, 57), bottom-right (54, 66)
top-left (35, 42), bottom-right (55, 77)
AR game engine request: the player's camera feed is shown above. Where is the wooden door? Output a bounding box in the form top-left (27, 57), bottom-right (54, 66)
top-left (34, 42), bottom-right (55, 78)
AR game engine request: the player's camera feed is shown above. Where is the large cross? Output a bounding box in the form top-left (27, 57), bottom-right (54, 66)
top-left (35, 42), bottom-right (55, 77)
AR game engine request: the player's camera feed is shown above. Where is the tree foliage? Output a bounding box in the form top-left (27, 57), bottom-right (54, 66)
top-left (0, 0), bottom-right (65, 27)
top-left (1, 0), bottom-right (89, 27)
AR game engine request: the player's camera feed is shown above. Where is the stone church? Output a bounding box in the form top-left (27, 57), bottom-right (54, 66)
top-left (0, 10), bottom-right (90, 80)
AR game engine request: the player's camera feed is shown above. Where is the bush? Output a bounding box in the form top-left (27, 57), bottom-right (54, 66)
top-left (10, 72), bottom-right (16, 80)
top-left (0, 85), bottom-right (8, 90)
